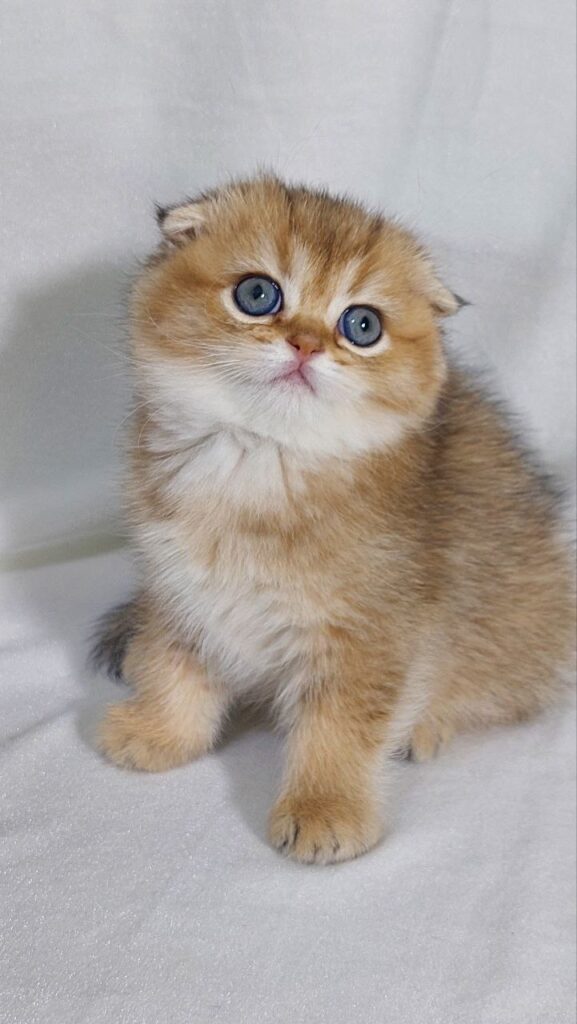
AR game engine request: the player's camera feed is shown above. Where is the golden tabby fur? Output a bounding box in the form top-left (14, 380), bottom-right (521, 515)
top-left (95, 176), bottom-right (575, 864)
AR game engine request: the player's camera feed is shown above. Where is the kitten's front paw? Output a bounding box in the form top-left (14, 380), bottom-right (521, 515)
top-left (268, 794), bottom-right (382, 865)
top-left (98, 699), bottom-right (205, 772)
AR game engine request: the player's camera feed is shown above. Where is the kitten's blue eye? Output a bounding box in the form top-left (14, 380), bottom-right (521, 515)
top-left (234, 275), bottom-right (283, 316)
top-left (338, 306), bottom-right (382, 347)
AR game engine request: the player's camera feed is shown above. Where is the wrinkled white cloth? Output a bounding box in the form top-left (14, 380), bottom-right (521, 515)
top-left (0, 551), bottom-right (575, 1023)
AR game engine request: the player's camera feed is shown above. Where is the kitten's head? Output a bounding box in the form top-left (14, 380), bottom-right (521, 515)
top-left (133, 175), bottom-right (459, 458)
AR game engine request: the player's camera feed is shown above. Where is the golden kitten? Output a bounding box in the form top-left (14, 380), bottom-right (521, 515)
top-left (93, 175), bottom-right (575, 864)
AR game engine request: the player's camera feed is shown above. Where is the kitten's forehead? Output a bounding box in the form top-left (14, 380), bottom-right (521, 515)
top-left (159, 177), bottom-right (457, 320)
top-left (283, 243), bottom-right (391, 320)
top-left (220, 186), bottom-right (394, 316)
top-left (219, 179), bottom-right (378, 262)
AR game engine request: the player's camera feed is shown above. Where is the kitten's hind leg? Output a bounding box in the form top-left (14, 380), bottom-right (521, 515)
top-left (98, 616), bottom-right (230, 772)
top-left (409, 717), bottom-right (457, 762)
top-left (388, 638), bottom-right (458, 763)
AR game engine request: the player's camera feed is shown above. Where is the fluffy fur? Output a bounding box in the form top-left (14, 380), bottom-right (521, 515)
top-left (95, 175), bottom-right (575, 864)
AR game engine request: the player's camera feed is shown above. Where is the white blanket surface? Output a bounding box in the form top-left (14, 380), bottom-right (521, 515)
top-left (1, 551), bottom-right (574, 1023)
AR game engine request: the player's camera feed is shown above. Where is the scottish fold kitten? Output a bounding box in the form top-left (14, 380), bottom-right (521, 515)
top-left (93, 176), bottom-right (574, 864)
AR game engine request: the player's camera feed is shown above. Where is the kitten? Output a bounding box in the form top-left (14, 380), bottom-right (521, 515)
top-left (94, 175), bottom-right (575, 864)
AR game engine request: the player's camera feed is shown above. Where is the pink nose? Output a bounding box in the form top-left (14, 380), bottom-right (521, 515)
top-left (286, 333), bottom-right (324, 359)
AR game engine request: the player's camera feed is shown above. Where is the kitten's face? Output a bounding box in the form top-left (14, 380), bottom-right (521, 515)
top-left (132, 177), bottom-right (457, 458)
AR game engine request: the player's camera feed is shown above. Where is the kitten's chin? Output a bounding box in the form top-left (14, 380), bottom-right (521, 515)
top-left (141, 360), bottom-right (413, 460)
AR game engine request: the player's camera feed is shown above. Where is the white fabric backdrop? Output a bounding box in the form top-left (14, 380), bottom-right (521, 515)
top-left (0, 0), bottom-right (575, 561)
top-left (0, 3), bottom-right (575, 1023)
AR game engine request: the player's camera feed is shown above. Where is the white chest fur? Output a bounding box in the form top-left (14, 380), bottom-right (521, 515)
top-left (138, 431), bottom-right (325, 696)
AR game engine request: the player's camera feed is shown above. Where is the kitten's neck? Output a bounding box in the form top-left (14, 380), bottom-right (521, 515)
top-left (137, 409), bottom-right (337, 510)
top-left (138, 399), bottom-right (361, 469)
top-left (132, 403), bottom-right (433, 540)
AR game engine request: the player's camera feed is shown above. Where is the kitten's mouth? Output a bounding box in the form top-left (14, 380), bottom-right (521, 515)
top-left (272, 364), bottom-right (317, 394)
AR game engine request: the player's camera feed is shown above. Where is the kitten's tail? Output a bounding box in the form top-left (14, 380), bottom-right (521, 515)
top-left (89, 595), bottom-right (144, 682)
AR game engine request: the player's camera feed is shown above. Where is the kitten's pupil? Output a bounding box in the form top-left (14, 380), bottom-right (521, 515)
top-left (360, 316), bottom-right (369, 331)
top-left (252, 284), bottom-right (265, 301)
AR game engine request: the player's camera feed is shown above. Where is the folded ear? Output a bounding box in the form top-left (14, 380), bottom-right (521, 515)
top-left (155, 197), bottom-right (211, 244)
top-left (415, 254), bottom-right (467, 316)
